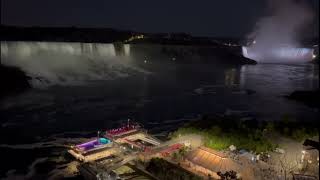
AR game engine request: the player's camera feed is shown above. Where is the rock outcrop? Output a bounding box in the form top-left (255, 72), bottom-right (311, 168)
top-left (0, 64), bottom-right (31, 98)
top-left (286, 90), bottom-right (320, 108)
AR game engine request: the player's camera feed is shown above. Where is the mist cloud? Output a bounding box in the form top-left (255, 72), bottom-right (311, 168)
top-left (244, 0), bottom-right (315, 63)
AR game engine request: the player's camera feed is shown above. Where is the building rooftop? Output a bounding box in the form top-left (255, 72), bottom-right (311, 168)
top-left (106, 124), bottom-right (140, 138)
top-left (187, 146), bottom-right (240, 173)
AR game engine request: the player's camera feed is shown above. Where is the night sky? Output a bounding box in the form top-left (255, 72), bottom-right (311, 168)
top-left (1, 0), bottom-right (319, 37)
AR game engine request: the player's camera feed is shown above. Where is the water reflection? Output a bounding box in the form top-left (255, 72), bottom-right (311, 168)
top-left (224, 68), bottom-right (240, 87)
top-left (238, 64), bottom-right (319, 94)
top-left (239, 66), bottom-right (247, 89)
top-left (0, 61), bottom-right (318, 141)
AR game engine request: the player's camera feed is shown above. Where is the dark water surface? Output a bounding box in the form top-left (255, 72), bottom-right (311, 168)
top-left (1, 62), bottom-right (318, 142)
top-left (0, 60), bottom-right (319, 178)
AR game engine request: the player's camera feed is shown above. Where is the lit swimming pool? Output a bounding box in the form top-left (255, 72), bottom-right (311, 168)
top-left (76, 138), bottom-right (111, 151)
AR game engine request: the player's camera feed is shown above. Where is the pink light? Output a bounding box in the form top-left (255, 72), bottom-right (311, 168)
top-left (106, 125), bottom-right (138, 136)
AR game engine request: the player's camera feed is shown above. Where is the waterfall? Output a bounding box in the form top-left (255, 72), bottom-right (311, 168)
top-left (1, 41), bottom-right (140, 88)
top-left (1, 41), bottom-right (118, 57)
top-left (242, 46), bottom-right (314, 63)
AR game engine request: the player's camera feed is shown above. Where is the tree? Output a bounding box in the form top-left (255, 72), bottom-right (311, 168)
top-left (178, 147), bottom-right (188, 161)
top-left (173, 152), bottom-right (179, 161)
top-left (266, 122), bottom-right (275, 131)
top-left (277, 153), bottom-right (300, 180)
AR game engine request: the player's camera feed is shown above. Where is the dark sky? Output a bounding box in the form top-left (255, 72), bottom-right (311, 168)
top-left (1, 0), bottom-right (318, 37)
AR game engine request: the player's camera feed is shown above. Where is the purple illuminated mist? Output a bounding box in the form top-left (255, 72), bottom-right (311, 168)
top-left (243, 0), bottom-right (315, 63)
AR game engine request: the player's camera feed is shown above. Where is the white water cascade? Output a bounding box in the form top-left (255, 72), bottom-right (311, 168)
top-left (1, 41), bottom-right (141, 88)
top-left (242, 46), bottom-right (315, 63)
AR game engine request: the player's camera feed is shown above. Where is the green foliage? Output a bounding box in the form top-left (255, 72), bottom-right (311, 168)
top-left (283, 127), bottom-right (290, 136)
top-left (270, 118), bottom-right (318, 142)
top-left (172, 116), bottom-right (318, 153)
top-left (172, 152), bottom-right (179, 160)
top-left (290, 128), bottom-right (318, 142)
top-left (178, 146), bottom-right (187, 158)
top-left (172, 126), bottom-right (274, 153)
top-left (209, 126), bottom-right (222, 135)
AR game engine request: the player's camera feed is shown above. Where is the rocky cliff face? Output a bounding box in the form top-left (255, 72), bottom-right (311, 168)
top-left (130, 44), bottom-right (257, 65)
top-left (286, 90), bottom-right (320, 108)
top-left (0, 64), bottom-right (31, 98)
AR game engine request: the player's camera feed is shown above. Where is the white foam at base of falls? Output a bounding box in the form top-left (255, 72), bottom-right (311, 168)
top-left (242, 46), bottom-right (314, 63)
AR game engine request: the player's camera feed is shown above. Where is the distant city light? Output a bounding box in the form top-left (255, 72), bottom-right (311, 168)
top-left (126, 34), bottom-right (145, 42)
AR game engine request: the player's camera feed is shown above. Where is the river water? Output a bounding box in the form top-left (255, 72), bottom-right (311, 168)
top-left (0, 41), bottom-right (318, 178)
top-left (1, 41), bottom-right (319, 142)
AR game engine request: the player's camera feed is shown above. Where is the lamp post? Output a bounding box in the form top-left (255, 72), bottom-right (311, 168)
top-left (97, 131), bottom-right (100, 143)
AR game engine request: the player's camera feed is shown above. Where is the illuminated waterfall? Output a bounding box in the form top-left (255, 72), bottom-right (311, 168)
top-left (124, 44), bottom-right (130, 56)
top-left (242, 46), bottom-right (314, 63)
top-left (1, 41), bottom-right (139, 87)
top-left (1, 41), bottom-right (118, 57)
